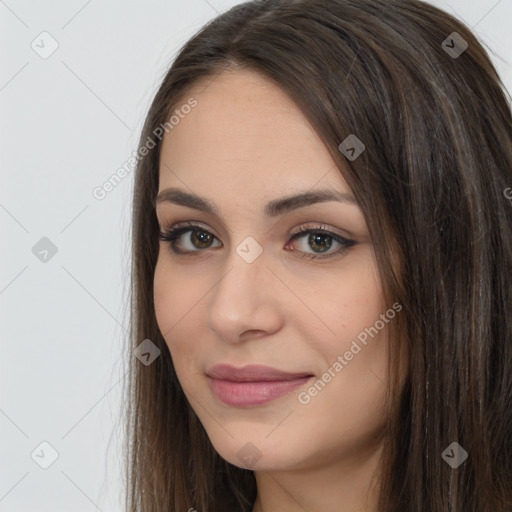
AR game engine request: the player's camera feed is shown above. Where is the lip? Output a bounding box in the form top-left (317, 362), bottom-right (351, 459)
top-left (206, 364), bottom-right (314, 407)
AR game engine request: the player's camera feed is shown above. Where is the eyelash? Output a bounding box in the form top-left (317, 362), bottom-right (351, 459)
top-left (158, 222), bottom-right (356, 260)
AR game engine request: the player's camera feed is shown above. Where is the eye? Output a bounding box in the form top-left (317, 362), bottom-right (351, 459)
top-left (159, 222), bottom-right (221, 254)
top-left (159, 222), bottom-right (356, 260)
top-left (286, 223), bottom-right (356, 260)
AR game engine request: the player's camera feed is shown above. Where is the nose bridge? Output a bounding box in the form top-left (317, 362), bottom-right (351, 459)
top-left (207, 238), bottom-right (281, 340)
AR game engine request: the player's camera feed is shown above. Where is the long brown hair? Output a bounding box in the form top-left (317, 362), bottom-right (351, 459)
top-left (123, 0), bottom-right (512, 510)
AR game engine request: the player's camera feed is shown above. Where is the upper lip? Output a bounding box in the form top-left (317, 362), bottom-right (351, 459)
top-left (206, 364), bottom-right (313, 382)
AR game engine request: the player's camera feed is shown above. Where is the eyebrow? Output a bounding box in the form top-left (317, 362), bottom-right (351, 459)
top-left (155, 187), bottom-right (357, 217)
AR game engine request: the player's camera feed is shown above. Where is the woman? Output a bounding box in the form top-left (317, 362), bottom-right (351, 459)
top-left (124, 0), bottom-right (512, 510)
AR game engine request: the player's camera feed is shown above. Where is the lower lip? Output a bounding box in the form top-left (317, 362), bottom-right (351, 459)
top-left (208, 376), bottom-right (313, 407)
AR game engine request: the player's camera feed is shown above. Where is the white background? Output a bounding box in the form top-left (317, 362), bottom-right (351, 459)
top-left (1, 0), bottom-right (511, 510)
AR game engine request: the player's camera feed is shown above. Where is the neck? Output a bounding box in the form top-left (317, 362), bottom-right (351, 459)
top-left (250, 441), bottom-right (383, 512)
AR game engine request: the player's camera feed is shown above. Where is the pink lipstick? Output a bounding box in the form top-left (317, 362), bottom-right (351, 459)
top-left (206, 364), bottom-right (314, 407)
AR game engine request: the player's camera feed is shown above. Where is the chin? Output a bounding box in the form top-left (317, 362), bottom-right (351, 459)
top-left (207, 431), bottom-right (308, 472)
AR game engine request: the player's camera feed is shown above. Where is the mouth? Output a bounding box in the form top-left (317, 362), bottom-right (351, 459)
top-left (206, 364), bottom-right (314, 407)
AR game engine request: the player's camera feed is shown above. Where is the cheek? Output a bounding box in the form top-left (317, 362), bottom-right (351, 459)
top-left (153, 254), bottom-right (200, 335)
top-left (297, 251), bottom-right (391, 411)
top-left (153, 257), bottom-right (176, 336)
top-left (153, 254), bottom-right (213, 390)
top-left (303, 249), bottom-right (385, 354)
top-left (153, 256), bottom-right (196, 357)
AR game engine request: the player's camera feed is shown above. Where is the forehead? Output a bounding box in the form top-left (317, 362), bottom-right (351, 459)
top-left (158, 69), bottom-right (350, 202)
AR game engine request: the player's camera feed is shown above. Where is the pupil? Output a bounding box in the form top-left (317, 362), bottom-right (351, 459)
top-left (310, 233), bottom-right (332, 253)
top-left (193, 230), bottom-right (212, 248)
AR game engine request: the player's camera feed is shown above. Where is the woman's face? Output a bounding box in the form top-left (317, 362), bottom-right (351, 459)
top-left (154, 69), bottom-right (395, 472)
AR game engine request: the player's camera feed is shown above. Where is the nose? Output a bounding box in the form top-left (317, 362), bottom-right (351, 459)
top-left (206, 243), bottom-right (283, 343)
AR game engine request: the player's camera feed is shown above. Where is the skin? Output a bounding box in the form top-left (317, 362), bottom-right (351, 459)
top-left (153, 69), bottom-right (395, 512)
